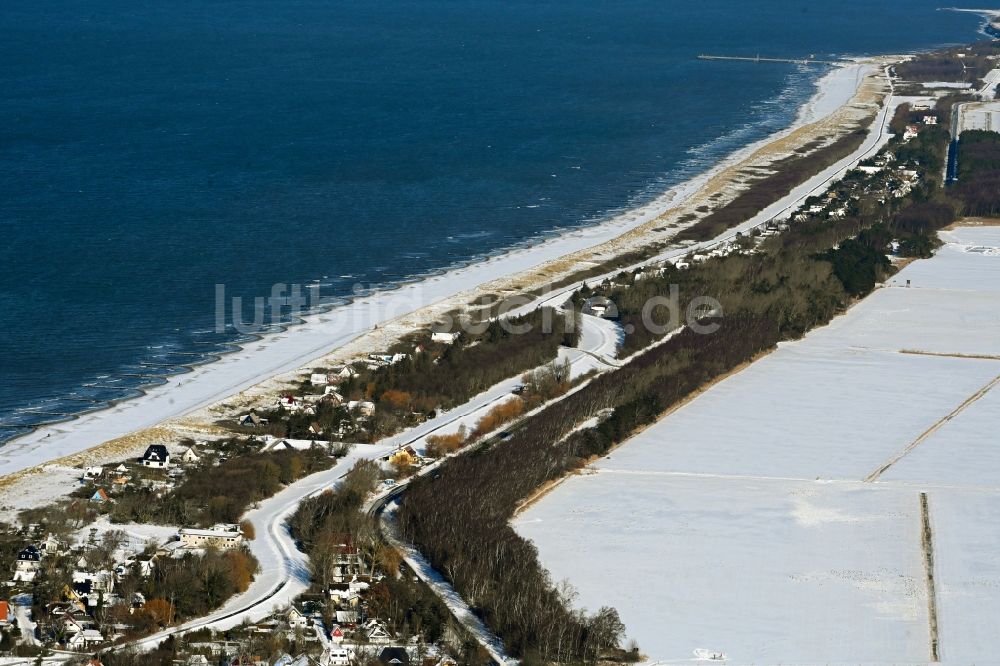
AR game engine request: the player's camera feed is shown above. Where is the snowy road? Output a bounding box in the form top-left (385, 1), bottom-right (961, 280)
top-left (123, 309), bottom-right (621, 651)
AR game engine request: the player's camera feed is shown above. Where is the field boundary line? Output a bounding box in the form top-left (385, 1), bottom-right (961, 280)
top-left (864, 372), bottom-right (1000, 482)
top-left (920, 492), bottom-right (940, 662)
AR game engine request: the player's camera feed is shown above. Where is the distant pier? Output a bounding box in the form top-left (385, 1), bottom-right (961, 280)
top-left (698, 54), bottom-right (842, 66)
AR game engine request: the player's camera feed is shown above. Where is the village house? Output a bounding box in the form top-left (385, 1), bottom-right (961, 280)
top-left (259, 436), bottom-right (327, 453)
top-left (327, 647), bottom-right (352, 666)
top-left (61, 611), bottom-right (95, 637)
top-left (67, 628), bottom-right (104, 649)
top-left (133, 553), bottom-right (158, 577)
top-left (276, 395), bottom-right (303, 412)
top-left (346, 400), bottom-right (376, 417)
top-left (179, 524), bottom-right (244, 550)
top-left (309, 372), bottom-right (329, 386)
top-left (181, 446), bottom-right (201, 464)
top-left (329, 365), bottom-right (359, 382)
top-left (40, 534), bottom-right (62, 556)
top-left (377, 647), bottom-right (410, 665)
top-left (430, 331), bottom-right (459, 344)
top-left (323, 535), bottom-right (362, 583)
top-left (335, 610), bottom-right (358, 626)
top-left (365, 618), bottom-right (392, 643)
top-left (286, 605), bottom-right (311, 630)
top-left (323, 386), bottom-right (345, 404)
top-left (83, 466), bottom-right (104, 482)
top-left (141, 444), bottom-right (170, 469)
top-left (388, 446), bottom-right (420, 469)
top-left (239, 412), bottom-right (269, 427)
top-left (0, 600), bottom-right (10, 627)
top-left (90, 488), bottom-right (110, 503)
top-left (12, 545), bottom-right (41, 583)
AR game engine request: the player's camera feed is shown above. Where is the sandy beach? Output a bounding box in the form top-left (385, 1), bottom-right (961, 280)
top-left (0, 58), bottom-right (894, 507)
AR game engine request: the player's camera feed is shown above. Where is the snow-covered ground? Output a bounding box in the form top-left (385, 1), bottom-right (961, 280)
top-left (926, 490), bottom-right (1000, 664)
top-left (517, 474), bottom-right (928, 664)
top-left (515, 227), bottom-right (1000, 664)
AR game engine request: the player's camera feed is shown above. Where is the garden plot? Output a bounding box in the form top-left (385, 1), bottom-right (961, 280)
top-left (515, 473), bottom-right (928, 664)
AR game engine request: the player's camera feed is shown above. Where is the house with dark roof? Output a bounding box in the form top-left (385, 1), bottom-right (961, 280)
top-left (377, 647), bottom-right (410, 665)
top-left (141, 444), bottom-right (170, 469)
top-left (13, 545), bottom-right (41, 582)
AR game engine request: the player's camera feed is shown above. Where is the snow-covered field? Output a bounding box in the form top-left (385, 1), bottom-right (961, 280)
top-left (518, 474), bottom-right (928, 664)
top-left (515, 227), bottom-right (1000, 664)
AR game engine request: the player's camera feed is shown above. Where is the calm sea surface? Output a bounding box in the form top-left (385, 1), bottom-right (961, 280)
top-left (0, 1), bottom-right (986, 439)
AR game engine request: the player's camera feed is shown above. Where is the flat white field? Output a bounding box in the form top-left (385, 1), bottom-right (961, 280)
top-left (516, 474), bottom-right (928, 664)
top-left (593, 345), bottom-right (998, 481)
top-left (928, 489), bottom-right (1000, 665)
top-left (516, 227), bottom-right (1000, 664)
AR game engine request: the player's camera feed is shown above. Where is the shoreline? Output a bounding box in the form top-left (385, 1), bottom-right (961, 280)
top-left (0, 58), bottom-right (886, 498)
top-left (0, 62), bottom-right (849, 439)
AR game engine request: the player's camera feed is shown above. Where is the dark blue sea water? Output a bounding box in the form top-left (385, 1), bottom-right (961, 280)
top-left (0, 1), bottom-right (988, 440)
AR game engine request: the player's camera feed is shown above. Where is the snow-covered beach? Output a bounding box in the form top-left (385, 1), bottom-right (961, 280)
top-left (0, 60), bottom-right (881, 491)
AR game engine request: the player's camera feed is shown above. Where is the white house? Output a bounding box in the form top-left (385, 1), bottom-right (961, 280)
top-left (140, 445), bottom-right (170, 469)
top-left (310, 373), bottom-right (329, 386)
top-left (181, 446), bottom-right (201, 464)
top-left (431, 331), bottom-right (459, 344)
top-left (13, 546), bottom-right (41, 583)
top-left (287, 605), bottom-right (310, 630)
top-left (67, 628), bottom-right (104, 649)
top-left (179, 524), bottom-right (243, 550)
top-left (346, 400), bottom-right (375, 417)
top-left (329, 365), bottom-right (359, 382)
top-left (365, 618), bottom-right (392, 642)
top-left (327, 647), bottom-right (352, 665)
top-left (259, 436), bottom-right (326, 453)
